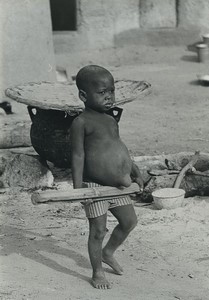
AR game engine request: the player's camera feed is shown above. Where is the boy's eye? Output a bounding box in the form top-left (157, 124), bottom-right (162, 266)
top-left (98, 89), bottom-right (114, 95)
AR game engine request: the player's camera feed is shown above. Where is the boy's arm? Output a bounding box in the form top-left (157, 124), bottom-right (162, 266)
top-left (70, 117), bottom-right (85, 189)
top-left (131, 162), bottom-right (144, 191)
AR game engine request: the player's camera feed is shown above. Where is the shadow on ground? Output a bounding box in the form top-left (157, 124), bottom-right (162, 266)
top-left (0, 225), bottom-right (91, 283)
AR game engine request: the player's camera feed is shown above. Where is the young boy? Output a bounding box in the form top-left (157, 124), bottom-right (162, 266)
top-left (70, 65), bottom-right (144, 289)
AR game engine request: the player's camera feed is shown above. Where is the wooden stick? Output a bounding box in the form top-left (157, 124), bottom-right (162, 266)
top-left (173, 151), bottom-right (200, 188)
top-left (187, 170), bottom-right (209, 178)
top-left (31, 183), bottom-right (140, 205)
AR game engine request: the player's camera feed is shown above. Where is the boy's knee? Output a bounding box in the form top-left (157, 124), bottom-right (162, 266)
top-left (90, 225), bottom-right (106, 241)
top-left (122, 217), bottom-right (138, 233)
top-left (129, 218), bottom-right (138, 232)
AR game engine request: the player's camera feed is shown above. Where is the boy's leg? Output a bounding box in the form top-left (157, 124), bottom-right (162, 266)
top-left (102, 204), bottom-right (137, 275)
top-left (88, 213), bottom-right (112, 289)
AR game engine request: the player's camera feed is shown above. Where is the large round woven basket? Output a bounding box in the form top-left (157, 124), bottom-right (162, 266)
top-left (5, 80), bottom-right (151, 113)
top-left (5, 80), bottom-right (151, 167)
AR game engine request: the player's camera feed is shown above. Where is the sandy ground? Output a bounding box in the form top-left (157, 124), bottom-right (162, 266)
top-left (1, 45), bottom-right (209, 299)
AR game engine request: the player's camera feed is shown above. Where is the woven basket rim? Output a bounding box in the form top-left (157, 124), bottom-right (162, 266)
top-left (5, 80), bottom-right (151, 112)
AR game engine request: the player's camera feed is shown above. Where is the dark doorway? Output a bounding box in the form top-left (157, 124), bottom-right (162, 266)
top-left (50, 0), bottom-right (77, 31)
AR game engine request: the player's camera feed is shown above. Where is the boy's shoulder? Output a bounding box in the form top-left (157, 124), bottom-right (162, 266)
top-left (71, 110), bottom-right (93, 127)
top-left (71, 112), bottom-right (86, 128)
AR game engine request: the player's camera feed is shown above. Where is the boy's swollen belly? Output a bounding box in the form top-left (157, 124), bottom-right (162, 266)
top-left (84, 141), bottom-right (132, 187)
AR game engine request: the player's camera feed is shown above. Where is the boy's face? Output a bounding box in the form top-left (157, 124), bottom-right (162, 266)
top-left (84, 74), bottom-right (115, 112)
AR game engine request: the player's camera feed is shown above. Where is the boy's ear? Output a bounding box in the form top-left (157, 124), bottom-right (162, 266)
top-left (79, 90), bottom-right (87, 103)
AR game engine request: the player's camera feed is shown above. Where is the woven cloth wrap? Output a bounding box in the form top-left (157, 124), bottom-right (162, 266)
top-left (5, 80), bottom-right (151, 114)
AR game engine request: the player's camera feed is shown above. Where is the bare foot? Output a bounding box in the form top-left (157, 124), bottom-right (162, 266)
top-left (102, 253), bottom-right (124, 275)
top-left (91, 272), bottom-right (112, 289)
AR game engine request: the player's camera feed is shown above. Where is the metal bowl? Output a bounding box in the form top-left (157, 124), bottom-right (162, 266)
top-left (152, 188), bottom-right (185, 210)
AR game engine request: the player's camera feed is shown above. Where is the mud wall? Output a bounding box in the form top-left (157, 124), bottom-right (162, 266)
top-left (54, 0), bottom-right (209, 52)
top-left (0, 0), bottom-right (56, 100)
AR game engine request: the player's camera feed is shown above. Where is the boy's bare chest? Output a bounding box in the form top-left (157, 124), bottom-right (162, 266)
top-left (85, 115), bottom-right (119, 138)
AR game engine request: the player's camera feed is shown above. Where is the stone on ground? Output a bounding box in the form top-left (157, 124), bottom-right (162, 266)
top-left (2, 154), bottom-right (54, 189)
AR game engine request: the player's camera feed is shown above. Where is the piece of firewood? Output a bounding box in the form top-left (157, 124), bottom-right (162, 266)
top-left (173, 151), bottom-right (200, 189)
top-left (148, 168), bottom-right (209, 178)
top-left (0, 119), bottom-right (31, 149)
top-left (31, 183), bottom-right (140, 205)
top-left (148, 169), bottom-right (179, 176)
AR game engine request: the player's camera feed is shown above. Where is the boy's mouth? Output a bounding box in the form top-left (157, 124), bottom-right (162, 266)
top-left (104, 103), bottom-right (113, 109)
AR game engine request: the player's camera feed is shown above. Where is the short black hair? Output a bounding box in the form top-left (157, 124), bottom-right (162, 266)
top-left (76, 65), bottom-right (113, 91)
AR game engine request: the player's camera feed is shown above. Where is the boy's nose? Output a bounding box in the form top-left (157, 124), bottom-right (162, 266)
top-left (105, 92), bottom-right (113, 100)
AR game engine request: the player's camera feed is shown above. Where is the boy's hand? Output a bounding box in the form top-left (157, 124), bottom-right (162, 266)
top-left (81, 198), bottom-right (93, 205)
top-left (135, 177), bottom-right (144, 193)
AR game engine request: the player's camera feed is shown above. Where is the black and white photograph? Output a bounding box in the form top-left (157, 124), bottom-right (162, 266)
top-left (0, 1), bottom-right (209, 299)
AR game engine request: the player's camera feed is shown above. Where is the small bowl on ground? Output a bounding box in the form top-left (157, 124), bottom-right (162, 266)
top-left (197, 74), bottom-right (209, 86)
top-left (152, 188), bottom-right (185, 210)
top-left (202, 33), bottom-right (209, 46)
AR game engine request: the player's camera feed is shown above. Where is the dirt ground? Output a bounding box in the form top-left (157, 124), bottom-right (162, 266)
top-left (1, 45), bottom-right (209, 300)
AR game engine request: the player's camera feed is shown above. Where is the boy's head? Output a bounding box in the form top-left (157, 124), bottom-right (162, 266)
top-left (76, 65), bottom-right (115, 112)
